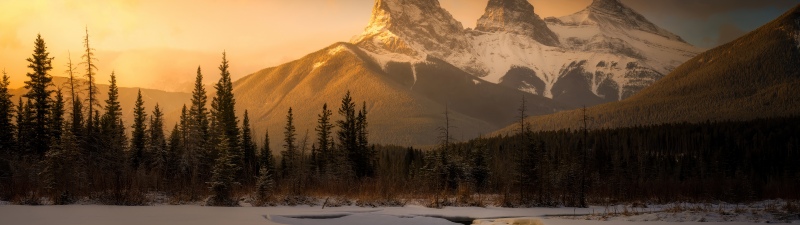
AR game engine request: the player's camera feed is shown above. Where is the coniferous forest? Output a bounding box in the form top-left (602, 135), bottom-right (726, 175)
top-left (1, 32), bottom-right (798, 208)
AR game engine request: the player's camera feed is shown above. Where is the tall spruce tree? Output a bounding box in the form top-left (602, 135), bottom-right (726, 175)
top-left (255, 130), bottom-right (275, 206)
top-left (149, 104), bottom-right (168, 177)
top-left (100, 72), bottom-right (126, 173)
top-left (24, 34), bottom-right (55, 157)
top-left (51, 89), bottom-right (65, 141)
top-left (42, 90), bottom-right (73, 204)
top-left (241, 110), bottom-right (257, 181)
top-left (259, 130), bottom-right (274, 177)
top-left (208, 135), bottom-right (237, 206)
top-left (281, 108), bottom-right (297, 179)
top-left (41, 127), bottom-right (83, 205)
top-left (91, 109), bottom-right (100, 136)
top-left (336, 91), bottom-right (357, 178)
top-left (0, 71), bottom-right (15, 155)
top-left (211, 52), bottom-right (241, 178)
top-left (130, 89), bottom-right (147, 170)
top-left (16, 98), bottom-right (32, 156)
top-left (355, 102), bottom-right (373, 177)
top-left (168, 123), bottom-right (185, 181)
top-left (188, 67), bottom-right (209, 182)
top-left (178, 104), bottom-right (198, 187)
top-left (315, 103), bottom-right (332, 176)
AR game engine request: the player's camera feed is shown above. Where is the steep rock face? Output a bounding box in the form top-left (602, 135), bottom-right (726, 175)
top-left (559, 0), bottom-right (685, 42)
top-left (232, 43), bottom-right (566, 149)
top-left (475, 0), bottom-right (560, 46)
top-left (352, 0), bottom-right (484, 75)
top-left (350, 0), bottom-right (700, 107)
top-left (527, 0), bottom-right (700, 105)
top-left (494, 4), bottom-right (800, 134)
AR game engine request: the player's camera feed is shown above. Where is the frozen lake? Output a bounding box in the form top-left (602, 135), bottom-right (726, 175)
top-left (0, 204), bottom-right (790, 225)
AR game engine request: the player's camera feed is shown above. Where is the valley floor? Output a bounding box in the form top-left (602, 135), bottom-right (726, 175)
top-left (1, 200), bottom-right (798, 225)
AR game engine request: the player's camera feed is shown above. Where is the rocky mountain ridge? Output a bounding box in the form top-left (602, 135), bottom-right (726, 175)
top-left (353, 0), bottom-right (701, 106)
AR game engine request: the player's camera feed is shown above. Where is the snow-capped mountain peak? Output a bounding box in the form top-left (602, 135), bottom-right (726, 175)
top-left (351, 0), bottom-right (701, 107)
top-left (352, 0), bottom-right (483, 74)
top-left (356, 0), bottom-right (464, 40)
top-left (475, 0), bottom-right (560, 46)
top-left (556, 0), bottom-right (685, 42)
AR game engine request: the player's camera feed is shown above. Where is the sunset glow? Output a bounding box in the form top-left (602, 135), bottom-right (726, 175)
top-left (0, 0), bottom-right (792, 91)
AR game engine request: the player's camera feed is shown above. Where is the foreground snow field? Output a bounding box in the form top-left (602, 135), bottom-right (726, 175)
top-left (1, 203), bottom-right (797, 225)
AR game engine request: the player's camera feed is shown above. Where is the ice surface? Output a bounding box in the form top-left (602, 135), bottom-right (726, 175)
top-left (0, 203), bottom-right (795, 225)
top-left (270, 213), bottom-right (462, 225)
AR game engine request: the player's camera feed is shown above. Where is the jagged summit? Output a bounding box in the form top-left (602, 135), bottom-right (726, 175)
top-left (348, 0), bottom-right (699, 107)
top-left (351, 0), bottom-right (483, 76)
top-left (352, 0), bottom-right (471, 59)
top-left (475, 0), bottom-right (560, 46)
top-left (589, 0), bottom-right (624, 11)
top-left (557, 0), bottom-right (685, 42)
top-left (357, 0), bottom-right (464, 37)
top-left (773, 3), bottom-right (800, 29)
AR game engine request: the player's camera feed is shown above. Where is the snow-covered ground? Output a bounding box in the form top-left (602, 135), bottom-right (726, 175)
top-left (1, 201), bottom-right (797, 225)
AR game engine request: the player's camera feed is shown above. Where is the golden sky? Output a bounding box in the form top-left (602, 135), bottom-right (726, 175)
top-left (4, 0), bottom-right (789, 92)
top-left (0, 0), bottom-right (594, 91)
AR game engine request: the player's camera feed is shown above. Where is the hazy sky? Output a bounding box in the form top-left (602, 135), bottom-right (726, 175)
top-left (1, 0), bottom-right (797, 91)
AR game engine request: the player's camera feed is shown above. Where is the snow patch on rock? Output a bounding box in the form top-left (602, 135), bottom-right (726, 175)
top-left (312, 61), bottom-right (325, 70)
top-left (328, 45), bottom-right (353, 56)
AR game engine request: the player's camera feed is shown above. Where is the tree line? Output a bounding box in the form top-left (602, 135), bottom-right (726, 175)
top-left (0, 32), bottom-right (374, 206)
top-left (1, 32), bottom-right (797, 207)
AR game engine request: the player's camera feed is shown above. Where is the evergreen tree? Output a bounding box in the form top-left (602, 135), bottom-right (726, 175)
top-left (70, 96), bottom-right (84, 143)
top-left (254, 165), bottom-right (274, 206)
top-left (336, 91), bottom-right (357, 178)
top-left (130, 90), bottom-right (147, 170)
top-left (188, 67), bottom-right (209, 186)
top-left (438, 104), bottom-right (453, 152)
top-left (91, 109), bottom-right (100, 136)
top-left (16, 98), bottom-right (34, 156)
top-left (255, 128), bottom-right (275, 206)
top-left (208, 135), bottom-right (237, 206)
top-left (470, 139), bottom-right (491, 192)
top-left (211, 52), bottom-right (240, 174)
top-left (168, 123), bottom-right (185, 181)
top-left (0, 71), bottom-right (15, 156)
top-left (356, 102), bottom-right (373, 177)
top-left (281, 108), bottom-right (297, 179)
top-left (189, 67), bottom-right (209, 137)
top-left (24, 33), bottom-right (55, 157)
top-left (241, 110), bottom-right (257, 181)
top-left (149, 104), bottom-right (168, 178)
top-left (259, 131), bottom-right (274, 177)
top-left (315, 103), bottom-right (332, 176)
top-left (178, 104), bottom-right (199, 189)
top-left (41, 128), bottom-right (83, 205)
top-left (99, 72), bottom-right (126, 175)
top-left (51, 89), bottom-right (65, 141)
top-left (513, 95), bottom-right (536, 204)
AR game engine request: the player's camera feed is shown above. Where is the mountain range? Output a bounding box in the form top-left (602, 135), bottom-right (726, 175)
top-left (11, 76), bottom-right (191, 135)
top-left (496, 3), bottom-right (800, 135)
top-left (353, 0), bottom-right (699, 106)
top-left (232, 0), bottom-right (702, 147)
top-left (16, 0), bottom-right (790, 149)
